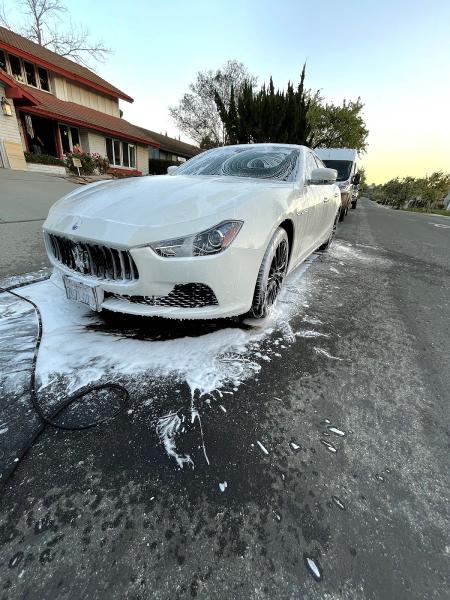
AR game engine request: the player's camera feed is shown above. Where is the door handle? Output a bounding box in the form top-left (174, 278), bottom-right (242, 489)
top-left (323, 197), bottom-right (330, 203)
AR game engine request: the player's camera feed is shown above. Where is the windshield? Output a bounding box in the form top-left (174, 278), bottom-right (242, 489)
top-left (175, 145), bottom-right (301, 182)
top-left (322, 160), bottom-right (353, 182)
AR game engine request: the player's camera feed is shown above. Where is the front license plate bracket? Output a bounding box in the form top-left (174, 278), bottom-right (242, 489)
top-left (63, 276), bottom-right (103, 311)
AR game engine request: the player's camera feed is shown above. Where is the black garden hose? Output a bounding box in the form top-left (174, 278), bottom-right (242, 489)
top-left (0, 281), bottom-right (129, 489)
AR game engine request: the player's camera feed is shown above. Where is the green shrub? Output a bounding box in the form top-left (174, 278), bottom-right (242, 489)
top-left (148, 158), bottom-right (179, 175)
top-left (91, 153), bottom-right (110, 174)
top-left (64, 151), bottom-right (95, 175)
top-left (24, 152), bottom-right (65, 166)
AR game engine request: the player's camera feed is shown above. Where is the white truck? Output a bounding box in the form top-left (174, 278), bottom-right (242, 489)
top-left (315, 148), bottom-right (360, 221)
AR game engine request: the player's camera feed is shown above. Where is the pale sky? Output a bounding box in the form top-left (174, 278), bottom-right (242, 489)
top-left (5, 0), bottom-right (450, 183)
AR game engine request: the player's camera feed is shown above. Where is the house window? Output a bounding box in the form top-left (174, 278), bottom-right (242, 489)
top-left (106, 137), bottom-right (136, 167)
top-left (0, 50), bottom-right (6, 71)
top-left (37, 67), bottom-right (50, 91)
top-left (59, 124), bottom-right (81, 154)
top-left (106, 138), bottom-right (114, 163)
top-left (70, 127), bottom-right (80, 149)
top-left (122, 142), bottom-right (129, 167)
top-left (113, 140), bottom-right (121, 164)
top-left (129, 144), bottom-right (135, 168)
top-left (9, 54), bottom-right (24, 82)
top-left (24, 61), bottom-right (37, 87)
top-left (2, 51), bottom-right (50, 91)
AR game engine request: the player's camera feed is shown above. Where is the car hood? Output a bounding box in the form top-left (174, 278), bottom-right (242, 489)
top-left (44, 175), bottom-right (292, 247)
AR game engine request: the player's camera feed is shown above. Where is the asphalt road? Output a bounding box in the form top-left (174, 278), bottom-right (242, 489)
top-left (0, 170), bottom-right (78, 278)
top-left (0, 198), bottom-right (449, 599)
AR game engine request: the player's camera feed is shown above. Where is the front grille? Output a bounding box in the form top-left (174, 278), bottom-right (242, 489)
top-left (106, 283), bottom-right (218, 309)
top-left (47, 233), bottom-right (139, 281)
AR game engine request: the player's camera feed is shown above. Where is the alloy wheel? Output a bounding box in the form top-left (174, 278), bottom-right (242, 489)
top-left (264, 239), bottom-right (288, 310)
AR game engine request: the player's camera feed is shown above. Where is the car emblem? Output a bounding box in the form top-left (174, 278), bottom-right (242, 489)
top-left (72, 245), bottom-right (90, 272)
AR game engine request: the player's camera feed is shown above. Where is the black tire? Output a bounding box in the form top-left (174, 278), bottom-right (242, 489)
top-left (338, 206), bottom-right (345, 222)
top-left (249, 228), bottom-right (289, 318)
top-left (351, 200), bottom-right (357, 209)
top-left (318, 212), bottom-right (339, 252)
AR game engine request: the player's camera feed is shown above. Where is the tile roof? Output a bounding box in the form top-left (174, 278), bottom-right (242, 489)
top-left (18, 85), bottom-right (159, 147)
top-left (0, 26), bottom-right (132, 102)
top-left (136, 126), bottom-right (201, 158)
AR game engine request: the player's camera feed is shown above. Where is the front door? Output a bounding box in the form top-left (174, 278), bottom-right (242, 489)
top-left (300, 152), bottom-right (324, 253)
top-left (293, 186), bottom-right (315, 264)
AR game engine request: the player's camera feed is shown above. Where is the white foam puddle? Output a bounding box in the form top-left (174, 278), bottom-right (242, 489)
top-left (256, 440), bottom-right (269, 455)
top-left (327, 426), bottom-right (346, 437)
top-left (331, 240), bottom-right (390, 266)
top-left (331, 495), bottom-right (346, 510)
top-left (191, 408), bottom-right (210, 466)
top-left (0, 257), bottom-right (318, 467)
top-left (0, 261), bottom-right (314, 398)
top-left (156, 413), bottom-right (194, 469)
top-left (304, 556), bottom-right (323, 581)
top-left (295, 329), bottom-right (328, 338)
top-left (303, 316), bottom-right (323, 325)
top-left (320, 439), bottom-right (337, 454)
top-left (219, 481), bottom-right (227, 492)
top-left (314, 347), bottom-right (343, 361)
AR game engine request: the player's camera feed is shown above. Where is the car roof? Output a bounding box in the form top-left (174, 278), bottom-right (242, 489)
top-left (210, 143), bottom-right (311, 154)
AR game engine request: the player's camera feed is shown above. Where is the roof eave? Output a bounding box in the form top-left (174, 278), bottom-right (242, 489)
top-left (0, 41), bottom-right (133, 103)
top-left (19, 105), bottom-right (159, 147)
top-left (0, 70), bottom-right (38, 104)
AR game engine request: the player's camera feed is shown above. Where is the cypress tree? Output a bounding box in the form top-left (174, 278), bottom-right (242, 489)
top-left (214, 64), bottom-right (311, 146)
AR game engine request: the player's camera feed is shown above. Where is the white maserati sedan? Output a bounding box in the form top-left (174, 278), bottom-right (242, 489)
top-left (43, 144), bottom-right (340, 319)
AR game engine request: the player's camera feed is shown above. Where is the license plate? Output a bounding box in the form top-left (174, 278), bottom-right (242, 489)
top-left (63, 276), bottom-right (102, 311)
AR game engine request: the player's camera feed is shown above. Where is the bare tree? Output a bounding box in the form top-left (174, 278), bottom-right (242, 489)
top-left (169, 60), bottom-right (257, 147)
top-left (0, 0), bottom-right (111, 67)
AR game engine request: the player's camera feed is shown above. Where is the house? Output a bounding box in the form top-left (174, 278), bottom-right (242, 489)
top-left (137, 127), bottom-right (201, 163)
top-left (0, 26), bottom-right (158, 174)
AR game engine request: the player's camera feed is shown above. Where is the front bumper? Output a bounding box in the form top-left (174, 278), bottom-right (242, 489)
top-left (48, 241), bottom-right (263, 319)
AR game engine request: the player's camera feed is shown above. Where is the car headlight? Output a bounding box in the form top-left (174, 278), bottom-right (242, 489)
top-left (150, 221), bottom-right (243, 258)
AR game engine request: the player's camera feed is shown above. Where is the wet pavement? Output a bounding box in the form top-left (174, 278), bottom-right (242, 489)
top-left (0, 199), bottom-right (449, 599)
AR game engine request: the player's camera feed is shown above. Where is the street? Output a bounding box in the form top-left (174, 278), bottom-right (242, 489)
top-left (0, 198), bottom-right (449, 599)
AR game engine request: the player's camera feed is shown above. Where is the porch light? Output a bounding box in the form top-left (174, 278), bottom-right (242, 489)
top-left (1, 97), bottom-right (12, 116)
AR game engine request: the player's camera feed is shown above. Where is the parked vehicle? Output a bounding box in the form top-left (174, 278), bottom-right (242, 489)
top-left (43, 144), bottom-right (340, 319)
top-left (315, 148), bottom-right (360, 220)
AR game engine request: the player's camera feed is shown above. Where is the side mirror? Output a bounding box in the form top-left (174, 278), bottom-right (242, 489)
top-left (309, 167), bottom-right (337, 184)
top-left (167, 165), bottom-right (179, 175)
top-left (352, 173), bottom-right (361, 185)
